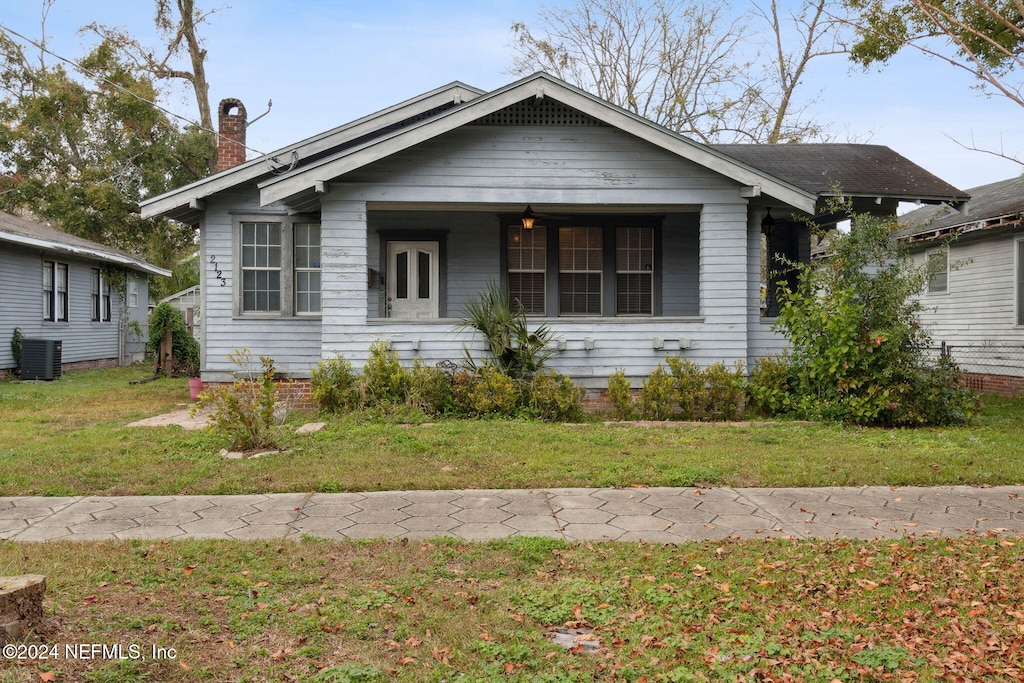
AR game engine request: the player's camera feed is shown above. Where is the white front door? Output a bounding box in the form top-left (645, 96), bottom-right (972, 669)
top-left (386, 241), bottom-right (439, 319)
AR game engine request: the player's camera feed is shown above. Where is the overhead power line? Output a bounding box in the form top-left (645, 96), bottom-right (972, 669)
top-left (0, 21), bottom-right (271, 158)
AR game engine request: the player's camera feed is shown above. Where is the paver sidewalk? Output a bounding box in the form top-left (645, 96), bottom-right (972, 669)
top-left (2, 486), bottom-right (1022, 543)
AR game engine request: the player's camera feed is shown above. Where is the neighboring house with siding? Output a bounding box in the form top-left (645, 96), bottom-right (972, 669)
top-left (0, 211), bottom-right (170, 376)
top-left (140, 72), bottom-right (968, 394)
top-left (898, 175), bottom-right (1024, 395)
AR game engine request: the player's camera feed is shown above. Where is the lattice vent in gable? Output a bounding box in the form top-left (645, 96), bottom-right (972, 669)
top-left (473, 99), bottom-right (607, 127)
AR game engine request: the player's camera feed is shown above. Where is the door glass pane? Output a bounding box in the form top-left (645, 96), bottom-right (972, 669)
top-left (418, 250), bottom-right (431, 300)
top-left (396, 251), bottom-right (408, 299)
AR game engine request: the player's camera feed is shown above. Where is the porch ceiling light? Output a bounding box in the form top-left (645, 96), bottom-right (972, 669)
top-left (521, 205), bottom-right (536, 230)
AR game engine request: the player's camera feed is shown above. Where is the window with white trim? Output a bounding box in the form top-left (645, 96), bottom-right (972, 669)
top-left (926, 247), bottom-right (948, 294)
top-left (43, 260), bottom-right (68, 322)
top-left (237, 218), bottom-right (321, 316)
top-left (91, 268), bottom-right (112, 322)
top-left (507, 225), bottom-right (546, 314)
top-left (127, 275), bottom-right (139, 309)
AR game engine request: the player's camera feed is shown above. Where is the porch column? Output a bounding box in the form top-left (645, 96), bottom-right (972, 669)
top-left (699, 202), bottom-right (749, 366)
top-left (319, 193), bottom-right (368, 360)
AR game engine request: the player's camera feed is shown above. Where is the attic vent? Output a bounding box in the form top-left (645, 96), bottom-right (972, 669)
top-left (474, 99), bottom-right (607, 127)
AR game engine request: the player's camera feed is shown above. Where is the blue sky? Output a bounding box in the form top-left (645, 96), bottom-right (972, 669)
top-left (4, 0), bottom-right (1022, 192)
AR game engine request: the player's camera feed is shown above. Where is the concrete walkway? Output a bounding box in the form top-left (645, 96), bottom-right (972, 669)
top-left (2, 486), bottom-right (1022, 543)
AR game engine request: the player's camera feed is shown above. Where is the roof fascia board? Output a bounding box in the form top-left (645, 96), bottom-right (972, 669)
top-left (260, 74), bottom-right (817, 214)
top-left (140, 82), bottom-right (483, 219)
top-left (0, 230), bottom-right (171, 276)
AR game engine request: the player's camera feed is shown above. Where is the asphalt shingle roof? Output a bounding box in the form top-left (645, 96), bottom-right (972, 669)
top-left (897, 174), bottom-right (1024, 239)
top-left (712, 144), bottom-right (969, 202)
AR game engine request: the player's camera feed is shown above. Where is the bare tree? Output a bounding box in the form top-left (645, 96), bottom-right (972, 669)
top-left (510, 0), bottom-right (850, 143)
top-left (84, 0), bottom-right (221, 173)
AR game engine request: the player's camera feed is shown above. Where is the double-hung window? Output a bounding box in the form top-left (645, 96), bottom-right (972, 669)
top-left (926, 247), bottom-right (948, 294)
top-left (559, 226), bottom-right (603, 315)
top-left (237, 217), bottom-right (321, 316)
top-left (127, 275), bottom-right (139, 309)
top-left (91, 269), bottom-right (112, 322)
top-left (507, 225), bottom-right (547, 314)
top-left (43, 260), bottom-right (69, 322)
top-left (506, 219), bottom-right (658, 317)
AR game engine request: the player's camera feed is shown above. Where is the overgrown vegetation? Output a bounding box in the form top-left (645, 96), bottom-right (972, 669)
top-left (459, 281), bottom-right (556, 379)
top-left (193, 348), bottom-right (284, 451)
top-left (2, 537), bottom-right (1021, 681)
top-left (763, 213), bottom-right (979, 426)
top-left (147, 302), bottom-right (199, 377)
top-left (1, 366), bottom-right (1023, 496)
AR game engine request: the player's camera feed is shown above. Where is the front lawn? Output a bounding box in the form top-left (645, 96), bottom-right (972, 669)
top-left (0, 536), bottom-right (1020, 682)
top-left (0, 367), bottom-right (1021, 496)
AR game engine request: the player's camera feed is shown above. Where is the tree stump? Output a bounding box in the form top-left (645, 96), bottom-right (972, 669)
top-left (0, 575), bottom-right (46, 643)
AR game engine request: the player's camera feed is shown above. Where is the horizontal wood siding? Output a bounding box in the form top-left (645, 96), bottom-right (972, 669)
top-left (661, 213), bottom-right (700, 317)
top-left (0, 244), bottom-right (126, 368)
top-left (913, 234), bottom-right (1024, 345)
top-left (199, 190), bottom-right (322, 378)
top-left (698, 203), bottom-right (749, 366)
top-left (366, 211), bottom-right (499, 318)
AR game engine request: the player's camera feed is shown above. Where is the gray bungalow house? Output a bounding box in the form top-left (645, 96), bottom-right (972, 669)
top-left (899, 175), bottom-right (1024, 394)
top-left (0, 211), bottom-right (170, 376)
top-left (140, 72), bottom-right (968, 393)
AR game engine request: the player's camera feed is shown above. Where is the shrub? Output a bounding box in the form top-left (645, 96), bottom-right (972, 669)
top-left (702, 361), bottom-right (745, 421)
top-left (359, 340), bottom-right (410, 407)
top-left (459, 282), bottom-right (555, 379)
top-left (407, 359), bottom-right (455, 416)
top-left (527, 372), bottom-right (585, 422)
top-left (452, 365), bottom-right (520, 417)
top-left (893, 356), bottom-right (981, 426)
top-left (148, 302), bottom-right (199, 377)
top-left (606, 370), bottom-right (634, 419)
top-left (747, 355), bottom-right (793, 416)
top-left (310, 354), bottom-right (359, 414)
top-left (639, 365), bottom-right (677, 420)
top-left (665, 357), bottom-right (704, 419)
top-left (194, 348), bottom-right (282, 451)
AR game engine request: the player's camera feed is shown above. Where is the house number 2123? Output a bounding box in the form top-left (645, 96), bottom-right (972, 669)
top-left (209, 255), bottom-right (227, 286)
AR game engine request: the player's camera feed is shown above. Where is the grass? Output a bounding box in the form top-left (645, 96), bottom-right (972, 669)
top-left (0, 366), bottom-right (1022, 496)
top-left (0, 536), bottom-right (1021, 682)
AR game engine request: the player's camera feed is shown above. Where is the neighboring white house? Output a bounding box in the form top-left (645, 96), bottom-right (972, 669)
top-left (0, 211), bottom-right (170, 377)
top-left (899, 175), bottom-right (1024, 395)
top-left (159, 285), bottom-right (202, 341)
top-left (140, 72), bottom-right (968, 396)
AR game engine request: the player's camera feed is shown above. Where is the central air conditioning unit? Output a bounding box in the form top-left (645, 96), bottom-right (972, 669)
top-left (20, 339), bottom-right (62, 380)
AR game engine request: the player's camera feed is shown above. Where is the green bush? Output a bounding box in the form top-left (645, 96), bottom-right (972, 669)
top-left (193, 348), bottom-right (282, 451)
top-left (310, 355), bottom-right (359, 414)
top-left (703, 361), bottom-right (745, 421)
top-left (407, 359), bottom-right (455, 416)
top-left (452, 365), bottom-right (520, 417)
top-left (606, 370), bottom-right (634, 419)
top-left (639, 365), bottom-right (677, 420)
top-left (359, 340), bottom-right (410, 407)
top-left (893, 356), bottom-right (981, 426)
top-left (527, 372), bottom-right (585, 422)
top-left (665, 357), bottom-right (704, 419)
top-left (459, 281), bottom-right (555, 379)
top-left (747, 355), bottom-right (793, 417)
top-left (148, 302), bottom-right (199, 377)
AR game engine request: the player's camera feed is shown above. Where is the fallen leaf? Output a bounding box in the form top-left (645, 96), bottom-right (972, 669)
top-left (38, 673), bottom-right (57, 682)
top-left (398, 657), bottom-right (416, 665)
top-left (183, 566), bottom-right (196, 576)
top-left (479, 632), bottom-right (494, 642)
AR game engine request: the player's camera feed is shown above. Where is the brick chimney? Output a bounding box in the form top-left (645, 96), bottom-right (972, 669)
top-left (216, 98), bottom-right (247, 172)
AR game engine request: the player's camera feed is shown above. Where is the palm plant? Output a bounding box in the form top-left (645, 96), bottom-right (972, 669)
top-left (459, 282), bottom-right (555, 379)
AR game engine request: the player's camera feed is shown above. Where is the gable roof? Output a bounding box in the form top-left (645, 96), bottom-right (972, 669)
top-left (897, 174), bottom-right (1024, 242)
top-left (0, 211), bottom-right (170, 276)
top-left (140, 81), bottom-right (485, 223)
top-left (711, 144), bottom-right (970, 205)
top-left (254, 72), bottom-right (819, 213)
